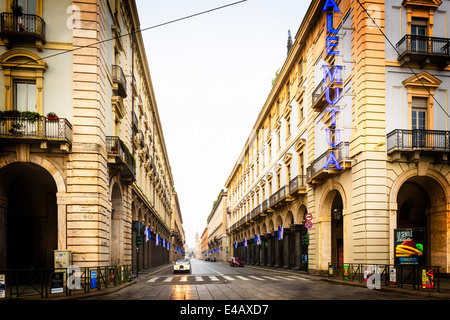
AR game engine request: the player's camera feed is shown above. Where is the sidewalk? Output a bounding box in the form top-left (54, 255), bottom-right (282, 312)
top-left (243, 262), bottom-right (450, 300)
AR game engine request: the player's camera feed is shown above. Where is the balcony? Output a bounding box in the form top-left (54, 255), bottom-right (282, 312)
top-left (112, 65), bottom-right (127, 98)
top-left (289, 175), bottom-right (307, 195)
top-left (306, 142), bottom-right (351, 185)
top-left (396, 35), bottom-right (450, 69)
top-left (106, 136), bottom-right (136, 183)
top-left (0, 12), bottom-right (45, 48)
top-left (0, 115), bottom-right (72, 152)
top-left (311, 81), bottom-right (327, 111)
top-left (269, 186), bottom-right (287, 207)
top-left (387, 129), bottom-right (450, 162)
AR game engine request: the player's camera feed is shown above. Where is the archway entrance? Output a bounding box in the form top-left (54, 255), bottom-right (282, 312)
top-left (396, 176), bottom-right (447, 268)
top-left (331, 192), bottom-right (343, 264)
top-left (0, 162), bottom-right (58, 269)
top-left (110, 183), bottom-right (123, 265)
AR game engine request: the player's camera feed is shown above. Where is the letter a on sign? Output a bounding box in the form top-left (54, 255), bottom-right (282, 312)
top-left (323, 0), bottom-right (340, 12)
top-left (324, 151), bottom-right (342, 170)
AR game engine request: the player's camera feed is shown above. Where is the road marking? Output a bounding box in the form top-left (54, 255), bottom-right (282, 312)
top-left (275, 276), bottom-right (294, 281)
top-left (263, 276), bottom-right (280, 281)
top-left (249, 276), bottom-right (264, 281)
top-left (147, 277), bottom-right (159, 282)
top-left (195, 276), bottom-right (204, 282)
top-left (180, 276), bottom-right (188, 282)
top-left (163, 277), bottom-right (173, 282)
top-left (223, 276), bottom-right (234, 281)
top-left (236, 276), bottom-right (250, 280)
top-left (209, 276), bottom-right (219, 281)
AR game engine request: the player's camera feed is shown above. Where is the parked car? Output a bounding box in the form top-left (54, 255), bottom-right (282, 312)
top-left (173, 259), bottom-right (191, 273)
top-left (210, 257), bottom-right (216, 262)
top-left (230, 256), bottom-right (244, 267)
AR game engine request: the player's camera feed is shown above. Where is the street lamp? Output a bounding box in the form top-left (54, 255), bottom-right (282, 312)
top-left (332, 208), bottom-right (342, 221)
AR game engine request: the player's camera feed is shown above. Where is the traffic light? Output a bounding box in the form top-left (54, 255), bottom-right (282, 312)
top-left (301, 234), bottom-right (309, 246)
top-left (136, 233), bottom-right (142, 246)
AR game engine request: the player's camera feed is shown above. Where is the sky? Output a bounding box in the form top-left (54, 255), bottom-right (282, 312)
top-left (135, 0), bottom-right (310, 250)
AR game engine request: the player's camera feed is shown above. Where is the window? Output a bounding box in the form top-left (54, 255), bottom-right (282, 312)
top-left (411, 97), bottom-right (427, 130)
top-left (16, 0), bottom-right (37, 14)
top-left (411, 18), bottom-right (427, 52)
top-left (286, 81), bottom-right (290, 103)
top-left (14, 81), bottom-right (36, 112)
top-left (299, 99), bottom-right (304, 123)
top-left (276, 173), bottom-right (280, 190)
top-left (286, 164), bottom-right (291, 185)
top-left (412, 97), bottom-right (427, 147)
top-left (299, 152), bottom-right (304, 176)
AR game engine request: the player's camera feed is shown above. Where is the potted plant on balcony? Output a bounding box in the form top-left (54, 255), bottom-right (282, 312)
top-left (9, 123), bottom-right (23, 136)
top-left (4, 110), bottom-right (21, 118)
top-left (111, 140), bottom-right (119, 153)
top-left (21, 111), bottom-right (42, 123)
top-left (47, 112), bottom-right (59, 120)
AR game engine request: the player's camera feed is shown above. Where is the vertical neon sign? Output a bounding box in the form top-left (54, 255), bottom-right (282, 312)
top-left (323, 0), bottom-right (342, 170)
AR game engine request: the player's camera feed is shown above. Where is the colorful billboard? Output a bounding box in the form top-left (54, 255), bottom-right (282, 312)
top-left (394, 228), bottom-right (425, 265)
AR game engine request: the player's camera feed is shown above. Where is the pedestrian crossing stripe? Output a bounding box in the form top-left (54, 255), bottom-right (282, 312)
top-left (146, 275), bottom-right (307, 283)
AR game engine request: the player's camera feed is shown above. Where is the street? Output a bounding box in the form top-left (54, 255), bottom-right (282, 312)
top-left (87, 258), bottom-right (437, 300)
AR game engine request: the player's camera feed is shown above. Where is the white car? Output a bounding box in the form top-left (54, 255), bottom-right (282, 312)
top-left (173, 259), bottom-right (191, 273)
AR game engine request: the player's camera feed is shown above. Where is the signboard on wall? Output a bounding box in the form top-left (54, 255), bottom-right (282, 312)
top-left (394, 228), bottom-right (425, 265)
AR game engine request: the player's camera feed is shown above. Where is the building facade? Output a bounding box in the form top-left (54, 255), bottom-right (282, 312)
top-left (0, 0), bottom-right (179, 272)
top-left (200, 227), bottom-right (208, 259)
top-left (226, 0), bottom-right (450, 275)
top-left (170, 191), bottom-right (186, 262)
top-left (206, 190), bottom-right (228, 262)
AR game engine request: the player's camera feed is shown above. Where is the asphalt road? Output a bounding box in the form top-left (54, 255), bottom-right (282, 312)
top-left (87, 258), bottom-right (438, 301)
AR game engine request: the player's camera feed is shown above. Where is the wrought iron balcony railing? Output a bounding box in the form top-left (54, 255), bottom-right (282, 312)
top-left (111, 65), bottom-right (127, 98)
top-left (106, 136), bottom-right (136, 181)
top-left (0, 116), bottom-right (72, 142)
top-left (396, 34), bottom-right (450, 68)
top-left (0, 12), bottom-right (45, 43)
top-left (306, 142), bottom-right (350, 182)
top-left (387, 129), bottom-right (450, 153)
top-left (289, 175), bottom-right (306, 194)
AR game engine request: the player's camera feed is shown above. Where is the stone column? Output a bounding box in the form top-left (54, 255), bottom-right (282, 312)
top-left (283, 228), bottom-right (291, 269)
top-left (255, 241), bottom-right (261, 265)
top-left (293, 225), bottom-right (302, 271)
top-left (266, 233), bottom-right (272, 266)
top-left (261, 235), bottom-right (266, 266)
top-left (274, 230), bottom-right (281, 268)
top-left (0, 196), bottom-right (7, 270)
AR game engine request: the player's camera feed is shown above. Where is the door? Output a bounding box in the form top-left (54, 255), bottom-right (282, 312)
top-left (412, 107), bottom-right (427, 148)
top-left (411, 20), bottom-right (427, 52)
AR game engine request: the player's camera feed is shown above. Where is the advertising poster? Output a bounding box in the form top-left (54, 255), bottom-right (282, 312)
top-left (390, 268), bottom-right (397, 285)
top-left (0, 274), bottom-right (5, 298)
top-left (91, 270), bottom-right (97, 289)
top-left (422, 269), bottom-right (435, 289)
top-left (51, 272), bottom-right (64, 294)
top-left (109, 269), bottom-right (115, 285)
top-left (394, 228), bottom-right (425, 265)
